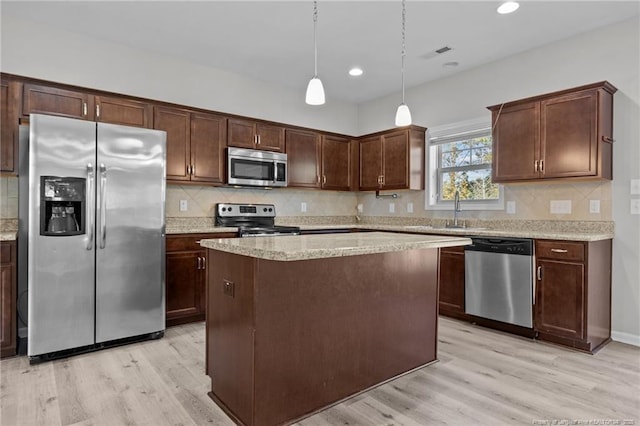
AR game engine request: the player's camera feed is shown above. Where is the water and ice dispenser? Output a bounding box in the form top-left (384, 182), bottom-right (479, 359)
top-left (40, 176), bottom-right (85, 236)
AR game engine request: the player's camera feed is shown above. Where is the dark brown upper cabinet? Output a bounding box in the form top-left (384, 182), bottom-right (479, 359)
top-left (154, 106), bottom-right (227, 184)
top-left (359, 126), bottom-right (425, 191)
top-left (228, 118), bottom-right (285, 152)
top-left (1, 79), bottom-right (18, 173)
top-left (22, 83), bottom-right (152, 128)
top-left (489, 81), bottom-right (616, 183)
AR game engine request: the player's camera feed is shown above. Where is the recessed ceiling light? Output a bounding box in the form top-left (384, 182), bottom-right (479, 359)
top-left (497, 1), bottom-right (519, 14)
top-left (443, 61), bottom-right (459, 68)
top-left (349, 67), bottom-right (363, 77)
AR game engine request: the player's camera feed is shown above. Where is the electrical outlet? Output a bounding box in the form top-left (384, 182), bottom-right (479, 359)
top-left (179, 200), bottom-right (188, 212)
top-left (389, 202), bottom-right (395, 213)
top-left (550, 200), bottom-right (572, 214)
top-left (631, 199), bottom-right (640, 215)
top-left (301, 202), bottom-right (307, 213)
top-left (357, 204), bottom-right (363, 213)
top-left (407, 202), bottom-right (413, 213)
top-left (631, 179), bottom-right (640, 195)
top-left (589, 199), bottom-right (600, 214)
top-left (506, 201), bottom-right (516, 214)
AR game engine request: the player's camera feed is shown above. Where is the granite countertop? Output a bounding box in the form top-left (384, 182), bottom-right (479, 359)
top-left (199, 231), bottom-right (472, 261)
top-left (348, 224), bottom-right (614, 242)
top-left (166, 217), bottom-right (614, 242)
top-left (0, 232), bottom-right (17, 242)
top-left (0, 219), bottom-right (18, 241)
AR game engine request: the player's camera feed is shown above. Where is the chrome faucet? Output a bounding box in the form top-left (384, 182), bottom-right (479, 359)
top-left (447, 190), bottom-right (463, 228)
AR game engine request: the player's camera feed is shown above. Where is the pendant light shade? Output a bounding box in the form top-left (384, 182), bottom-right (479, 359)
top-left (395, 103), bottom-right (412, 127)
top-left (395, 0), bottom-right (412, 126)
top-left (306, 1), bottom-right (325, 105)
top-left (306, 77), bottom-right (325, 105)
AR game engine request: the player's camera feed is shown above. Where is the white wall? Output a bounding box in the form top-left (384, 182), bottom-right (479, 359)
top-left (0, 15), bottom-right (359, 136)
top-left (358, 17), bottom-right (640, 345)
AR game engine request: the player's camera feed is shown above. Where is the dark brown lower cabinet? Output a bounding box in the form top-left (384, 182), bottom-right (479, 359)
top-left (534, 239), bottom-right (612, 353)
top-left (438, 246), bottom-right (466, 319)
top-left (166, 233), bottom-right (235, 327)
top-left (437, 238), bottom-right (613, 353)
top-left (1, 241), bottom-right (16, 358)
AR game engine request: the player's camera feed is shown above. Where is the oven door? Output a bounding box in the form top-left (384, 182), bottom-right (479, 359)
top-left (227, 148), bottom-right (287, 187)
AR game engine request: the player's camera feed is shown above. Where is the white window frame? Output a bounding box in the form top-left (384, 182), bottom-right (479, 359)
top-left (424, 117), bottom-right (504, 211)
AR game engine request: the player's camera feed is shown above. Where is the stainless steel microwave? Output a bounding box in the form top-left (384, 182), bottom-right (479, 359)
top-left (227, 147), bottom-right (288, 187)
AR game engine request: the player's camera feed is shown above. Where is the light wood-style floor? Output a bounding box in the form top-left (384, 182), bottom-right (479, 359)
top-left (1, 317), bottom-right (639, 426)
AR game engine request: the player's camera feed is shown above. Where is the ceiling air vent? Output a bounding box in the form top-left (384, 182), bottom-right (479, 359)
top-left (420, 46), bottom-right (454, 60)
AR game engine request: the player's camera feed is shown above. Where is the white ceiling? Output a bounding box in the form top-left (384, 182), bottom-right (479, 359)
top-left (2, 1), bottom-right (638, 104)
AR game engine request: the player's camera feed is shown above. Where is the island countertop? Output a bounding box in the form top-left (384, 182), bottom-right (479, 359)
top-left (199, 231), bottom-right (471, 261)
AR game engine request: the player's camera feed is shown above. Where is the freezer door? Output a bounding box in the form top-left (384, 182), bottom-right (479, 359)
top-left (26, 114), bottom-right (97, 357)
top-left (95, 123), bottom-right (166, 343)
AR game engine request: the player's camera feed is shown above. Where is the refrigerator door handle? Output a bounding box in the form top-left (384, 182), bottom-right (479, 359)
top-left (98, 163), bottom-right (107, 249)
top-left (86, 163), bottom-right (95, 250)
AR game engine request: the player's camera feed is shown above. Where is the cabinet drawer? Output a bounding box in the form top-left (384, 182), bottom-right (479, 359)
top-left (166, 233), bottom-right (236, 252)
top-left (536, 240), bottom-right (585, 262)
top-left (0, 243), bottom-right (12, 264)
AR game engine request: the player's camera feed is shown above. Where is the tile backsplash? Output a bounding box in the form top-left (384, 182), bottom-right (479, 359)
top-left (0, 177), bottom-right (19, 218)
top-left (1, 176), bottom-right (611, 222)
top-left (166, 185), bottom-right (359, 218)
top-left (358, 181), bottom-right (612, 221)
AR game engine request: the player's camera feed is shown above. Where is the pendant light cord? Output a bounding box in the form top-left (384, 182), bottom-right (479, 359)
top-left (313, 1), bottom-right (318, 78)
top-left (401, 0), bottom-right (406, 104)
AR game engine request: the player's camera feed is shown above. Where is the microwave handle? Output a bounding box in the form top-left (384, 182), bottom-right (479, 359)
top-left (273, 161), bottom-right (280, 183)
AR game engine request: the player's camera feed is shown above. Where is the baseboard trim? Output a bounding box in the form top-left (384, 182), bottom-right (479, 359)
top-left (611, 331), bottom-right (640, 347)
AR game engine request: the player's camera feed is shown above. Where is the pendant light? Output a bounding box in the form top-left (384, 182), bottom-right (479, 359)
top-left (395, 0), bottom-right (412, 126)
top-left (305, 1), bottom-right (325, 105)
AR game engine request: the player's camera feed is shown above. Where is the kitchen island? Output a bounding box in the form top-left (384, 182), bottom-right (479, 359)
top-left (200, 232), bottom-right (470, 426)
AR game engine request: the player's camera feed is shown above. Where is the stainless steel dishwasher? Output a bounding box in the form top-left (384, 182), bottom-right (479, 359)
top-left (464, 237), bottom-right (534, 328)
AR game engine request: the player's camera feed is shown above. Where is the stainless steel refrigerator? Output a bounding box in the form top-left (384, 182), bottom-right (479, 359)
top-left (18, 113), bottom-right (166, 361)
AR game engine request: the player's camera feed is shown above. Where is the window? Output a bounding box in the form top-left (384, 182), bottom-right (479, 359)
top-left (425, 117), bottom-right (504, 210)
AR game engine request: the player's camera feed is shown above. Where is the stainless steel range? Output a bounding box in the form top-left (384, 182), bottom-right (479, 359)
top-left (215, 203), bottom-right (300, 237)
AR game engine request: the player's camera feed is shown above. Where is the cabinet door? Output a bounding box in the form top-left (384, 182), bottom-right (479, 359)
top-left (22, 83), bottom-right (94, 120)
top-left (154, 106), bottom-right (190, 181)
top-left (190, 112), bottom-right (227, 184)
top-left (438, 247), bottom-right (465, 316)
top-left (1, 242), bottom-right (16, 358)
top-left (492, 102), bottom-right (540, 182)
top-left (381, 130), bottom-right (409, 189)
top-left (359, 136), bottom-right (382, 190)
top-left (541, 89), bottom-right (597, 178)
top-left (287, 129), bottom-right (321, 188)
top-left (1, 79), bottom-right (17, 173)
top-left (95, 96), bottom-right (152, 128)
top-left (228, 118), bottom-right (257, 149)
top-left (256, 123), bottom-right (285, 152)
top-left (535, 259), bottom-right (585, 340)
top-left (321, 135), bottom-right (352, 191)
top-left (166, 250), bottom-right (206, 325)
